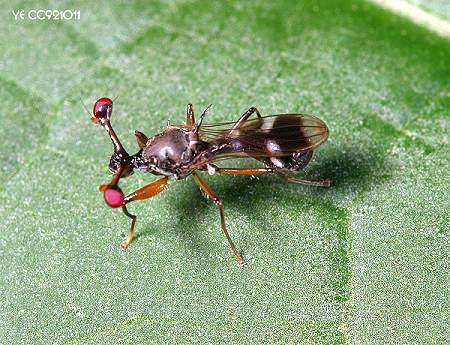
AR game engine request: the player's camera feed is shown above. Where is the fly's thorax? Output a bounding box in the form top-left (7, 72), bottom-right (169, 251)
top-left (133, 127), bottom-right (208, 178)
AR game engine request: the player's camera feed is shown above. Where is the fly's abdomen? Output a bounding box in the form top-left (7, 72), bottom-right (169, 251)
top-left (197, 113), bottom-right (328, 170)
top-left (258, 150), bottom-right (313, 171)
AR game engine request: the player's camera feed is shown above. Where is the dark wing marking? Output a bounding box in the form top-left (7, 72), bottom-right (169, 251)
top-left (189, 114), bottom-right (328, 167)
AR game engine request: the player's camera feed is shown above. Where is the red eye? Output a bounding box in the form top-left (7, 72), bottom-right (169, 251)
top-left (92, 97), bottom-right (113, 123)
top-left (104, 187), bottom-right (124, 208)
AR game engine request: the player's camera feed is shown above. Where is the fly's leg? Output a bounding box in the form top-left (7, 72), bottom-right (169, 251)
top-left (120, 176), bottom-right (169, 249)
top-left (121, 205), bottom-right (137, 250)
top-left (237, 107), bottom-right (262, 123)
top-left (228, 107), bottom-right (262, 136)
top-left (186, 103), bottom-right (195, 128)
top-left (124, 177), bottom-right (168, 203)
top-left (207, 164), bottom-right (330, 186)
top-left (208, 165), bottom-right (275, 175)
top-left (103, 177), bottom-right (169, 250)
top-left (286, 176), bottom-right (331, 187)
top-left (187, 103), bottom-right (212, 135)
top-left (192, 172), bottom-right (245, 267)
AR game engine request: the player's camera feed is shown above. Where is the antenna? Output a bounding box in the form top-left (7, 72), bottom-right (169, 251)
top-left (79, 95), bottom-right (90, 116)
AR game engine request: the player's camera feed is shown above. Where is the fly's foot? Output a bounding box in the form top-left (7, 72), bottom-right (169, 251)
top-left (120, 240), bottom-right (131, 250)
top-left (237, 254), bottom-right (246, 268)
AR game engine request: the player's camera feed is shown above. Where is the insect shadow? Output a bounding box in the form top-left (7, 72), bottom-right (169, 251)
top-left (133, 173), bottom-right (274, 260)
top-left (163, 178), bottom-right (275, 262)
top-left (132, 144), bottom-right (384, 261)
top-left (307, 146), bottom-right (385, 189)
top-left (136, 146), bottom-right (382, 262)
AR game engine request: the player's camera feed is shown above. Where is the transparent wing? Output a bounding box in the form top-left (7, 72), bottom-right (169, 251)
top-left (200, 114), bottom-right (329, 158)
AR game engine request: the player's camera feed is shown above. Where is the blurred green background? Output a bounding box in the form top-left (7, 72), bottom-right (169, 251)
top-left (0, 1), bottom-right (448, 344)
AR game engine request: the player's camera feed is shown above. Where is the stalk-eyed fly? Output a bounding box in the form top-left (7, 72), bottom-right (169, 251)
top-left (91, 98), bottom-right (330, 267)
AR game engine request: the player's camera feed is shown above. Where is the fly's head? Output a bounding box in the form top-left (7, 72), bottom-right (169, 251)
top-left (108, 150), bottom-right (134, 177)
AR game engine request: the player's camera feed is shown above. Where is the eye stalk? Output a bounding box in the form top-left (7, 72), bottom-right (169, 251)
top-left (91, 97), bottom-right (133, 179)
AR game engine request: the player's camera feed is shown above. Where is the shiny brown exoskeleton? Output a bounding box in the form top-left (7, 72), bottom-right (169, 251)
top-left (91, 98), bottom-right (330, 267)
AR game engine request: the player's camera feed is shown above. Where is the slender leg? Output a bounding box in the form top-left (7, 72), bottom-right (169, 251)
top-left (192, 172), bottom-right (245, 267)
top-left (193, 104), bottom-right (212, 134)
top-left (186, 103), bottom-right (195, 128)
top-left (286, 176), bottom-right (331, 187)
top-left (121, 205), bottom-right (137, 249)
top-left (228, 107), bottom-right (262, 136)
top-left (208, 164), bottom-right (330, 186)
top-left (119, 177), bottom-right (169, 249)
top-left (210, 166), bottom-right (275, 175)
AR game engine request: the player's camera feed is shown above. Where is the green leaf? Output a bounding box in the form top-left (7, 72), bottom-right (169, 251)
top-left (0, 1), bottom-right (448, 344)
